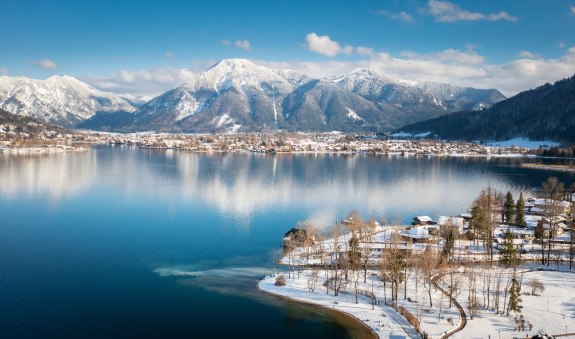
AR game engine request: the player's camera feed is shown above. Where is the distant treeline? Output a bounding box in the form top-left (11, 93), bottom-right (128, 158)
top-left (537, 145), bottom-right (575, 158)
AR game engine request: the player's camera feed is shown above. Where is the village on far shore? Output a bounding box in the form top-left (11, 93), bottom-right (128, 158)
top-left (259, 182), bottom-right (575, 339)
top-left (2, 126), bottom-right (572, 159)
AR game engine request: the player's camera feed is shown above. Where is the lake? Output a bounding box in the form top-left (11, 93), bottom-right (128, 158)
top-left (0, 146), bottom-right (573, 338)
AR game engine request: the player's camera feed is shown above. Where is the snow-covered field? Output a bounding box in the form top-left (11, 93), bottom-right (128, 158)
top-left (269, 222), bottom-right (575, 338)
top-left (260, 266), bottom-right (575, 339)
top-left (455, 267), bottom-right (575, 338)
top-left (259, 268), bottom-right (461, 339)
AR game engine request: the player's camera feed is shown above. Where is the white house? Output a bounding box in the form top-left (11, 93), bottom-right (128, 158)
top-left (438, 216), bottom-right (465, 233)
top-left (529, 198), bottom-right (572, 215)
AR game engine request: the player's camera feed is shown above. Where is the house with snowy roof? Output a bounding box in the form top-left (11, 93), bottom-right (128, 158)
top-left (412, 216), bottom-right (435, 225)
top-left (438, 216), bottom-right (465, 233)
top-left (402, 227), bottom-right (433, 243)
top-left (528, 198), bottom-right (572, 215)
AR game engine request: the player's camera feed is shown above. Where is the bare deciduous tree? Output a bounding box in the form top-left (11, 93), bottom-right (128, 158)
top-left (528, 278), bottom-right (545, 296)
top-left (542, 177), bottom-right (566, 266)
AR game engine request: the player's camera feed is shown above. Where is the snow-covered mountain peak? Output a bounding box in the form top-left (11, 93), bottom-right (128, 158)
top-left (206, 58), bottom-right (258, 72)
top-left (187, 58), bottom-right (297, 93)
top-left (348, 68), bottom-right (382, 79)
top-left (0, 75), bottom-right (138, 127)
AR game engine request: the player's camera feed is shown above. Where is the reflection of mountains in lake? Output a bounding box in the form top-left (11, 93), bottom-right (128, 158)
top-left (1, 147), bottom-right (573, 222)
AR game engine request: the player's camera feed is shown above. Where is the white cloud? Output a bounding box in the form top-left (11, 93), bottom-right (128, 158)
top-left (82, 64), bottom-right (208, 97)
top-left (400, 48), bottom-right (484, 64)
top-left (258, 47), bottom-right (575, 97)
top-left (517, 51), bottom-right (541, 59)
top-left (428, 0), bottom-right (517, 23)
top-left (234, 40), bottom-right (251, 51)
top-left (164, 51), bottom-right (174, 59)
top-left (304, 33), bottom-right (353, 57)
top-left (83, 46), bottom-right (575, 99)
top-left (571, 5), bottom-right (575, 14)
top-left (31, 59), bottom-right (58, 69)
top-left (356, 46), bottom-right (375, 56)
top-left (392, 11), bottom-right (415, 22)
top-left (376, 10), bottom-right (415, 22)
top-left (222, 39), bottom-right (251, 51)
top-left (0, 68), bottom-right (8, 75)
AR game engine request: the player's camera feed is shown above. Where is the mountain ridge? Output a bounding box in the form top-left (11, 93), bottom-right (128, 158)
top-left (396, 74), bottom-right (575, 143)
top-left (1, 59), bottom-right (506, 133)
top-left (117, 58), bottom-right (505, 133)
top-left (0, 74), bottom-right (140, 128)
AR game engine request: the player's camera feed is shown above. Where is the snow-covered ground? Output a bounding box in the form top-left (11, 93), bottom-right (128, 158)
top-left (454, 266), bottom-right (575, 338)
top-left (271, 221), bottom-right (575, 338)
top-left (260, 266), bottom-right (575, 339)
top-left (259, 268), bottom-right (463, 339)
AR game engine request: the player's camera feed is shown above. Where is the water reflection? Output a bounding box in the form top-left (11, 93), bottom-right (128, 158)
top-left (1, 147), bottom-right (573, 224)
top-left (0, 152), bottom-right (97, 200)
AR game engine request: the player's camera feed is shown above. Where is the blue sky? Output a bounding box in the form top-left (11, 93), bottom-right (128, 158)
top-left (1, 0), bottom-right (575, 97)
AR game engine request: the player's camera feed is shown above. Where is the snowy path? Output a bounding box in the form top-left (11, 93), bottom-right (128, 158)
top-left (431, 274), bottom-right (466, 338)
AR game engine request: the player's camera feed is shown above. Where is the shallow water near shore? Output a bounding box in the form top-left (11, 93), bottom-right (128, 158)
top-left (0, 146), bottom-right (572, 338)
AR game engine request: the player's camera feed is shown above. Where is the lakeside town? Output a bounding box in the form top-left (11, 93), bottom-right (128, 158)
top-left (259, 181), bottom-right (575, 339)
top-left (1, 126), bottom-right (569, 159)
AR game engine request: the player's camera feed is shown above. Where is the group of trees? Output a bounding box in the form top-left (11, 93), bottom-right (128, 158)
top-left (503, 191), bottom-right (527, 227)
top-left (470, 176), bottom-right (574, 268)
top-left (278, 177), bottom-right (574, 329)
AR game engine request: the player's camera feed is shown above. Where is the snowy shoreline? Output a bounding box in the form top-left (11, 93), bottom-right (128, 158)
top-left (0, 145), bottom-right (88, 154)
top-left (258, 266), bottom-right (575, 339)
top-left (258, 272), bottom-right (427, 339)
top-left (256, 279), bottom-right (378, 338)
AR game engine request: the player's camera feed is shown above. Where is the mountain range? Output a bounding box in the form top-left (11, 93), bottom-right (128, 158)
top-left (0, 59), bottom-right (505, 133)
top-left (0, 75), bottom-right (141, 128)
top-left (397, 74), bottom-right (575, 143)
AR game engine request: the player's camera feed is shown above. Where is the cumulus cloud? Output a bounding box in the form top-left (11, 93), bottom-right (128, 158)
top-left (392, 11), bottom-right (415, 22)
top-left (428, 0), bottom-right (517, 23)
top-left (83, 45), bottom-right (575, 99)
top-left (304, 33), bottom-right (353, 57)
top-left (258, 46), bottom-right (575, 97)
top-left (400, 48), bottom-right (485, 64)
top-left (517, 51), bottom-right (541, 59)
top-left (82, 63), bottom-right (213, 97)
top-left (376, 10), bottom-right (415, 22)
top-left (31, 59), bottom-right (58, 69)
top-left (221, 39), bottom-right (251, 51)
top-left (235, 40), bottom-right (251, 51)
top-left (571, 5), bottom-right (575, 14)
top-left (356, 46), bottom-right (375, 56)
top-left (164, 51), bottom-right (174, 59)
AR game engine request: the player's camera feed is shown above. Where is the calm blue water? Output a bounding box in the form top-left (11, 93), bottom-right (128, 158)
top-left (0, 147), bottom-right (573, 338)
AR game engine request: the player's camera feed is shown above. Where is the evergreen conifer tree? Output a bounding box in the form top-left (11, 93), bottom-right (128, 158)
top-left (504, 191), bottom-right (515, 224)
top-left (499, 229), bottom-right (517, 268)
top-left (508, 275), bottom-right (522, 315)
top-left (515, 193), bottom-right (527, 227)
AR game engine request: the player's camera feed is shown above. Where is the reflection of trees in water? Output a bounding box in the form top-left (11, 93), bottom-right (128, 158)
top-left (2, 148), bottom-right (572, 223)
top-left (0, 151), bottom-right (97, 200)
